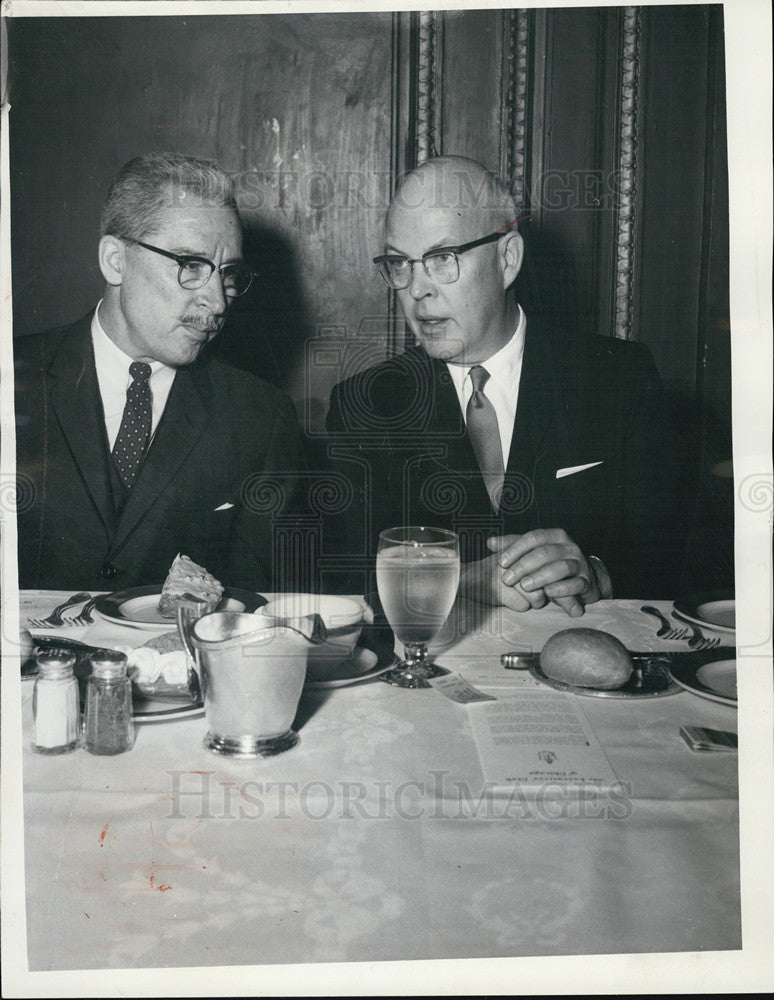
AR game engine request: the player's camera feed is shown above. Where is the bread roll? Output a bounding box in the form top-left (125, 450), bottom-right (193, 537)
top-left (539, 628), bottom-right (633, 689)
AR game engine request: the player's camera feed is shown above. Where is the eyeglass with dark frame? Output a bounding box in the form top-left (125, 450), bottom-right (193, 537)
top-left (131, 240), bottom-right (254, 297)
top-left (373, 230), bottom-right (506, 289)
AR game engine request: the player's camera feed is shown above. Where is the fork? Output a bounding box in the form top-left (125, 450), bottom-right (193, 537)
top-left (59, 595), bottom-right (100, 627)
top-left (640, 605), bottom-right (690, 640)
top-left (672, 614), bottom-right (722, 650)
top-left (27, 592), bottom-right (92, 629)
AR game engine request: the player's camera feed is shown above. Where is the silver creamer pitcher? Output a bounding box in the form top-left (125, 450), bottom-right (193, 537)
top-left (178, 610), bottom-right (310, 757)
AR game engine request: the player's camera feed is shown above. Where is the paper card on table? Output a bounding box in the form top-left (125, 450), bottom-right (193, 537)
top-left (468, 689), bottom-right (619, 790)
top-left (429, 672), bottom-right (497, 703)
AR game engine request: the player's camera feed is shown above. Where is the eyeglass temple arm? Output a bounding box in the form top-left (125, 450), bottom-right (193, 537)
top-left (373, 230), bottom-right (506, 265)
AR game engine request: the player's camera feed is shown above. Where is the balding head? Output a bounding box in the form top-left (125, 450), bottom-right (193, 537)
top-left (381, 156), bottom-right (523, 365)
top-left (388, 156), bottom-right (518, 239)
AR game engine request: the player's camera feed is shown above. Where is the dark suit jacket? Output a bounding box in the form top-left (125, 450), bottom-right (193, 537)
top-left (326, 316), bottom-right (683, 598)
top-left (15, 312), bottom-right (305, 591)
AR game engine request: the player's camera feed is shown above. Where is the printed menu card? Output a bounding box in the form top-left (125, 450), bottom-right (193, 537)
top-left (468, 689), bottom-right (619, 790)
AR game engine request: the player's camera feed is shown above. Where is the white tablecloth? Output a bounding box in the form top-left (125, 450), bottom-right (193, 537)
top-left (19, 593), bottom-right (740, 970)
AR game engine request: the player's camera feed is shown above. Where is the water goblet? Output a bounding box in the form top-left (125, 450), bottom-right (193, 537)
top-left (376, 526), bottom-right (460, 688)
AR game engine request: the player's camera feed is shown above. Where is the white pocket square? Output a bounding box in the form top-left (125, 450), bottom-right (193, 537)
top-left (214, 502), bottom-right (235, 511)
top-left (555, 461), bottom-right (604, 480)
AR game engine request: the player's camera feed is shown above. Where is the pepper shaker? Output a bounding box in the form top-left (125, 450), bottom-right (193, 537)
top-left (84, 649), bottom-right (134, 755)
top-left (32, 649), bottom-right (80, 754)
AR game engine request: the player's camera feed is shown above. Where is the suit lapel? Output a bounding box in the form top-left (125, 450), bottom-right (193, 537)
top-left (401, 318), bottom-right (588, 528)
top-left (505, 315), bottom-right (567, 480)
top-left (424, 326), bottom-right (567, 516)
top-left (505, 315), bottom-right (591, 530)
top-left (423, 354), bottom-right (496, 515)
top-left (47, 314), bottom-right (115, 536)
top-left (425, 355), bottom-right (477, 469)
top-left (109, 362), bottom-right (212, 556)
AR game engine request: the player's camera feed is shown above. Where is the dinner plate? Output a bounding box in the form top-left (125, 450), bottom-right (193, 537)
top-left (527, 653), bottom-right (682, 698)
top-left (304, 621), bottom-right (397, 688)
top-left (94, 586), bottom-right (266, 630)
top-left (133, 696), bottom-right (204, 723)
top-left (673, 592), bottom-right (735, 635)
top-left (668, 655), bottom-right (737, 706)
top-left (305, 648), bottom-right (396, 688)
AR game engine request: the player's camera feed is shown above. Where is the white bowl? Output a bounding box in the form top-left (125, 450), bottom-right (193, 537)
top-left (257, 594), bottom-right (367, 680)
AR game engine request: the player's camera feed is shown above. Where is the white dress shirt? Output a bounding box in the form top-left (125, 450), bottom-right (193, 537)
top-left (446, 305), bottom-right (527, 466)
top-left (91, 302), bottom-right (177, 450)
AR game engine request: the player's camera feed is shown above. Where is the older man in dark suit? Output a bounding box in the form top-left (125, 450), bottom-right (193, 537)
top-left (16, 152), bottom-right (303, 592)
top-left (327, 156), bottom-right (681, 614)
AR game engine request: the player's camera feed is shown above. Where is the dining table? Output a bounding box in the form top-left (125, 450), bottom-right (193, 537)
top-left (13, 589), bottom-right (743, 981)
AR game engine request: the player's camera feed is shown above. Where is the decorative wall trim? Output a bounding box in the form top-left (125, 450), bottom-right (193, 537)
top-left (415, 11), bottom-right (440, 164)
top-left (512, 10), bottom-right (529, 214)
top-left (500, 9), bottom-right (530, 214)
top-left (614, 6), bottom-right (642, 340)
top-left (500, 11), bottom-right (517, 188)
top-left (388, 11), bottom-right (408, 358)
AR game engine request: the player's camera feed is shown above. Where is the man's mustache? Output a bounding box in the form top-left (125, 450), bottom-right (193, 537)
top-left (181, 315), bottom-right (222, 334)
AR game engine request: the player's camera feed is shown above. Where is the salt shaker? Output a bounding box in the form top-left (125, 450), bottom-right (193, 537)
top-left (32, 649), bottom-right (80, 754)
top-left (84, 649), bottom-right (134, 755)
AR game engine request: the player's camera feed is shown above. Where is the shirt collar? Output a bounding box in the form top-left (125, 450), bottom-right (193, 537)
top-left (91, 300), bottom-right (167, 376)
top-left (446, 305), bottom-right (526, 395)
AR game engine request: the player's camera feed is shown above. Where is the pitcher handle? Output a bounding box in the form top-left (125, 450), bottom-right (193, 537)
top-left (176, 601), bottom-right (209, 675)
top-left (269, 612), bottom-right (328, 644)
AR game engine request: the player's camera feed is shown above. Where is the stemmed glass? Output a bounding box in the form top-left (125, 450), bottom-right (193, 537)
top-left (376, 526), bottom-right (461, 688)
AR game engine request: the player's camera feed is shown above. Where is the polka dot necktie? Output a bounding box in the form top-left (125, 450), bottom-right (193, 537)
top-left (466, 365), bottom-right (504, 510)
top-left (111, 361), bottom-right (152, 489)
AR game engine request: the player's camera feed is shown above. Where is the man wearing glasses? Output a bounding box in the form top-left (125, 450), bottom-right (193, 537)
top-left (327, 155), bottom-right (680, 613)
top-left (16, 152), bottom-right (303, 591)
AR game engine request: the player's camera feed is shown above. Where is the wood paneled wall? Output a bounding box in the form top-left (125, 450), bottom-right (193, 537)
top-left (8, 5), bottom-right (732, 585)
top-left (8, 13), bottom-right (397, 435)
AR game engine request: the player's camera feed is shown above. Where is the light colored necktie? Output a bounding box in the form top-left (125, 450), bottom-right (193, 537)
top-left (466, 365), bottom-right (504, 510)
top-left (111, 361), bottom-right (152, 489)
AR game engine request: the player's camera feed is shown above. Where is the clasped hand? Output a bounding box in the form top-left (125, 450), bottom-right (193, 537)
top-left (459, 528), bottom-right (611, 618)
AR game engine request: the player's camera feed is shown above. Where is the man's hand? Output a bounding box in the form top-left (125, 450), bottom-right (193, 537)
top-left (459, 537), bottom-right (549, 612)
top-left (493, 528), bottom-right (610, 617)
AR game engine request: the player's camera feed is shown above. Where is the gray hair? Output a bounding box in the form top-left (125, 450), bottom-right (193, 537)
top-left (485, 172), bottom-right (519, 231)
top-left (100, 152), bottom-right (239, 240)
